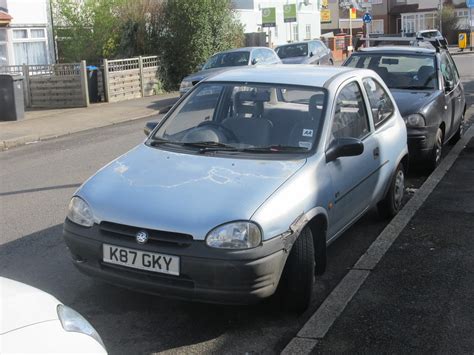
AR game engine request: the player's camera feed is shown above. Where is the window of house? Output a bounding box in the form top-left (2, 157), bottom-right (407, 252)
top-left (0, 28), bottom-right (7, 65)
top-left (292, 24), bottom-right (299, 41)
top-left (305, 24), bottom-right (311, 40)
top-left (12, 28), bottom-right (48, 65)
top-left (371, 19), bottom-right (384, 34)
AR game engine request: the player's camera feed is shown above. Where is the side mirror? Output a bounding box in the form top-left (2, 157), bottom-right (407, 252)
top-left (445, 79), bottom-right (454, 92)
top-left (326, 137), bottom-right (364, 163)
top-left (309, 51), bottom-right (314, 57)
top-left (251, 58), bottom-right (258, 65)
top-left (144, 121), bottom-right (158, 136)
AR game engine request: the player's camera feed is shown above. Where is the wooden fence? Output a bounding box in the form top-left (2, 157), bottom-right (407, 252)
top-left (0, 55), bottom-right (161, 108)
top-left (103, 56), bottom-right (160, 103)
top-left (0, 61), bottom-right (88, 109)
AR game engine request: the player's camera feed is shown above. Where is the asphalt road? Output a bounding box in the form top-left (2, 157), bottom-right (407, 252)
top-left (1, 54), bottom-right (473, 354)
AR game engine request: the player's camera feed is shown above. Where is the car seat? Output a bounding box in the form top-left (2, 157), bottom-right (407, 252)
top-left (288, 93), bottom-right (324, 149)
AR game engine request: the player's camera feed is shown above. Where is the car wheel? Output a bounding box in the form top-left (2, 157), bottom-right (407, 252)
top-left (450, 114), bottom-right (464, 144)
top-left (427, 127), bottom-right (443, 171)
top-left (279, 226), bottom-right (314, 313)
top-left (378, 163), bottom-right (405, 219)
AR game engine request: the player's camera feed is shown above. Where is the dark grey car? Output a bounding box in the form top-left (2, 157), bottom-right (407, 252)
top-left (179, 47), bottom-right (281, 95)
top-left (343, 45), bottom-right (466, 171)
top-left (275, 40), bottom-right (334, 65)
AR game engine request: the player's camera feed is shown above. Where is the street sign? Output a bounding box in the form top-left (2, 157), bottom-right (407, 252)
top-left (261, 7), bottom-right (276, 27)
top-left (350, 8), bottom-right (357, 19)
top-left (321, 9), bottom-right (331, 23)
top-left (363, 12), bottom-right (372, 24)
top-left (283, 4), bottom-right (297, 23)
top-left (466, 0), bottom-right (474, 8)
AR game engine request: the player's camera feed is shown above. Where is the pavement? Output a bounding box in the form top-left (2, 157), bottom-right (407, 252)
top-left (0, 93), bottom-right (179, 151)
top-left (283, 127), bottom-right (474, 354)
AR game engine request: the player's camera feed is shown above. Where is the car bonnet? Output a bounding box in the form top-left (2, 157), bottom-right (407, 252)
top-left (76, 144), bottom-right (307, 240)
top-left (0, 277), bottom-right (60, 334)
top-left (390, 89), bottom-right (439, 117)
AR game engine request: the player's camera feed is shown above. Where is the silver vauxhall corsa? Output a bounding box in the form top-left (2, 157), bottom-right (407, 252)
top-left (64, 65), bottom-right (408, 311)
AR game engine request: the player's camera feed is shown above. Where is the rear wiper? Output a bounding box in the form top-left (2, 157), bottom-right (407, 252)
top-left (243, 145), bottom-right (310, 153)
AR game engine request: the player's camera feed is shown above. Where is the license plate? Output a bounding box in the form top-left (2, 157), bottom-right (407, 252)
top-left (102, 244), bottom-right (180, 276)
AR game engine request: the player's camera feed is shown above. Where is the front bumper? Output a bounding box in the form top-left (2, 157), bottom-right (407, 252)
top-left (63, 219), bottom-right (289, 305)
top-left (407, 125), bottom-right (439, 161)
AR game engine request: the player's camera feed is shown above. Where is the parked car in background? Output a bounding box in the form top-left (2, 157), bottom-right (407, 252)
top-left (275, 40), bottom-right (334, 65)
top-left (64, 65), bottom-right (408, 312)
top-left (344, 45), bottom-right (465, 170)
top-left (179, 47), bottom-right (281, 96)
top-left (0, 277), bottom-right (106, 353)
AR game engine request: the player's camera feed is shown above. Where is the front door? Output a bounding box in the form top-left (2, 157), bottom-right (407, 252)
top-left (440, 52), bottom-right (459, 137)
top-left (326, 81), bottom-right (379, 238)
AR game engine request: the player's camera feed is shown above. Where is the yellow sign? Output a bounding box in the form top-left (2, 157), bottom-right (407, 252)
top-left (459, 33), bottom-right (467, 49)
top-left (321, 0), bottom-right (328, 8)
top-left (321, 9), bottom-right (331, 23)
top-left (350, 8), bottom-right (357, 19)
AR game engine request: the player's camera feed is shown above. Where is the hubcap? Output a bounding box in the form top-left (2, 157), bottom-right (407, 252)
top-left (393, 169), bottom-right (404, 209)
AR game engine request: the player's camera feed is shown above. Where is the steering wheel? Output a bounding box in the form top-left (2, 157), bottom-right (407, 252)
top-left (197, 121), bottom-right (239, 142)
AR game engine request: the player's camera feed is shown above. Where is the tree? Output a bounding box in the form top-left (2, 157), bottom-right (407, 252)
top-left (439, 5), bottom-right (459, 37)
top-left (158, 0), bottom-right (244, 90)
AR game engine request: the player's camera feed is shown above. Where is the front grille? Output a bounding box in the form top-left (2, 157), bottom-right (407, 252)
top-left (99, 221), bottom-right (193, 248)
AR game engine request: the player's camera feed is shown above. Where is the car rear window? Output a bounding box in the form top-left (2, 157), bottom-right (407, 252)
top-left (345, 54), bottom-right (438, 90)
top-left (275, 43), bottom-right (308, 59)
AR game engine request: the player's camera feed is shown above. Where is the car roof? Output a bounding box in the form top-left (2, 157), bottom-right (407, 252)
top-left (205, 65), bottom-right (356, 87)
top-left (218, 47), bottom-right (270, 54)
top-left (358, 46), bottom-right (436, 54)
top-left (275, 40), bottom-right (318, 48)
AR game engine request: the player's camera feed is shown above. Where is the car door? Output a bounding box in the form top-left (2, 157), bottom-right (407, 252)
top-left (439, 52), bottom-right (457, 137)
top-left (326, 80), bottom-right (381, 238)
top-left (446, 53), bottom-right (465, 130)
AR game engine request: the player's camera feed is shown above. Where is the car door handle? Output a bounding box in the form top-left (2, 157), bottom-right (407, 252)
top-left (373, 147), bottom-right (380, 159)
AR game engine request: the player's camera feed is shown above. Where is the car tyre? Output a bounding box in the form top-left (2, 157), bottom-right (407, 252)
top-left (450, 114), bottom-right (464, 144)
top-left (427, 127), bottom-right (443, 172)
top-left (279, 226), bottom-right (314, 313)
top-left (378, 163), bottom-right (405, 219)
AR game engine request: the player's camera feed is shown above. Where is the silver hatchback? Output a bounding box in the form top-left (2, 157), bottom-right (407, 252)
top-left (64, 65), bottom-right (408, 311)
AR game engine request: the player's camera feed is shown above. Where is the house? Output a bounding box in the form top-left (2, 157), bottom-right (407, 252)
top-left (233, 0), bottom-right (322, 46)
top-left (0, 0), bottom-right (55, 66)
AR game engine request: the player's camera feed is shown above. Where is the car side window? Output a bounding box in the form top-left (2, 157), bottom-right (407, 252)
top-left (362, 78), bottom-right (395, 128)
top-left (331, 81), bottom-right (370, 140)
top-left (314, 41), bottom-right (325, 55)
top-left (440, 53), bottom-right (455, 85)
top-left (252, 49), bottom-right (266, 64)
top-left (263, 49), bottom-right (277, 63)
top-left (446, 54), bottom-right (460, 83)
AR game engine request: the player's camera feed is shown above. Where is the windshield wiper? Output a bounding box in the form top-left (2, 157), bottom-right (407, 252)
top-left (148, 138), bottom-right (182, 147)
top-left (393, 86), bottom-right (431, 90)
top-left (181, 141), bottom-right (239, 153)
top-left (242, 145), bottom-right (310, 153)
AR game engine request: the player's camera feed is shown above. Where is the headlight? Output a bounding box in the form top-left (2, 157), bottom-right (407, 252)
top-left (67, 197), bottom-right (94, 227)
top-left (404, 114), bottom-right (426, 127)
top-left (57, 304), bottom-right (105, 349)
top-left (206, 221), bottom-right (262, 249)
top-left (179, 80), bottom-right (192, 91)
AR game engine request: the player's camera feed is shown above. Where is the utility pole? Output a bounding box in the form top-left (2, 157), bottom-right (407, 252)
top-left (439, 0), bottom-right (443, 35)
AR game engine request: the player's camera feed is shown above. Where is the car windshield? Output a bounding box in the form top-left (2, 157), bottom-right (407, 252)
top-left (152, 83), bottom-right (327, 154)
top-left (275, 43), bottom-right (308, 59)
top-left (202, 51), bottom-right (250, 69)
top-left (345, 54), bottom-right (438, 90)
